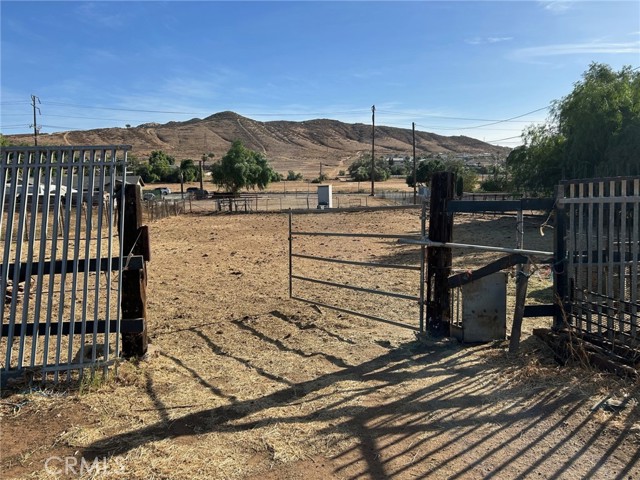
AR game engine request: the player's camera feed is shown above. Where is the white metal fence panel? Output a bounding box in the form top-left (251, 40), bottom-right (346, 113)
top-left (1, 145), bottom-right (129, 385)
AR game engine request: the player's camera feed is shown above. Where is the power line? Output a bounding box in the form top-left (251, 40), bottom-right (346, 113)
top-left (39, 124), bottom-right (86, 130)
top-left (414, 124), bottom-right (530, 131)
top-left (377, 109), bottom-right (545, 123)
top-left (416, 106), bottom-right (549, 131)
top-left (42, 101), bottom-right (371, 117)
top-left (485, 134), bottom-right (522, 143)
top-left (41, 113), bottom-right (132, 122)
top-left (43, 101), bottom-right (204, 115)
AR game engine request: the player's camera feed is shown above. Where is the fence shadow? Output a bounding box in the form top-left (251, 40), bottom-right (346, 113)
top-left (81, 317), bottom-right (639, 479)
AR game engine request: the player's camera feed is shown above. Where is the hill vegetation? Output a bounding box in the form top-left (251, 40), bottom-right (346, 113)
top-left (3, 112), bottom-right (508, 179)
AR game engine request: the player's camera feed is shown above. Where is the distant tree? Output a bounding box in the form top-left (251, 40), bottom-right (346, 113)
top-left (287, 170), bottom-right (303, 181)
top-left (406, 158), bottom-right (446, 187)
top-left (135, 163), bottom-right (159, 183)
top-left (210, 140), bottom-right (276, 193)
top-left (506, 125), bottom-right (565, 195)
top-left (348, 155), bottom-right (390, 182)
top-left (125, 124), bottom-right (131, 128)
top-left (311, 173), bottom-right (329, 183)
top-left (134, 150), bottom-right (176, 183)
top-left (407, 158), bottom-right (478, 192)
top-left (389, 160), bottom-right (410, 176)
top-left (479, 164), bottom-right (511, 192)
top-left (0, 134), bottom-right (10, 146)
top-left (446, 159), bottom-right (479, 193)
top-left (175, 159), bottom-right (199, 182)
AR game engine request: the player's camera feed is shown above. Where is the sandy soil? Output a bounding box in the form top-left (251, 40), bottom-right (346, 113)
top-left (1, 208), bottom-right (639, 479)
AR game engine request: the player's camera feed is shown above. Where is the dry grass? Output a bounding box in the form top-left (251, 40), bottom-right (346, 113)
top-left (1, 209), bottom-right (639, 480)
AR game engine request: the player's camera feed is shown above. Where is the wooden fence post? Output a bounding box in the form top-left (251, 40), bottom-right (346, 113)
top-left (120, 183), bottom-right (148, 357)
top-left (426, 172), bottom-right (455, 337)
top-left (509, 208), bottom-right (528, 353)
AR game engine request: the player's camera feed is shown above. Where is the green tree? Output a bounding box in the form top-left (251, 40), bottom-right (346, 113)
top-left (479, 164), bottom-right (510, 192)
top-left (348, 155), bottom-right (390, 182)
top-left (407, 158), bottom-right (478, 192)
top-left (210, 140), bottom-right (276, 193)
top-left (286, 170), bottom-right (303, 181)
top-left (134, 150), bottom-right (176, 183)
top-left (406, 158), bottom-right (446, 187)
top-left (555, 63), bottom-right (640, 178)
top-left (445, 159), bottom-right (478, 193)
top-left (506, 125), bottom-right (564, 195)
top-left (179, 159), bottom-right (199, 182)
top-left (507, 63), bottom-right (640, 193)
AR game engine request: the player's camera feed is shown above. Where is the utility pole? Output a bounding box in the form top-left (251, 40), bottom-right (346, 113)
top-left (319, 162), bottom-right (329, 180)
top-left (199, 155), bottom-right (205, 191)
top-left (370, 104), bottom-right (375, 196)
top-left (31, 94), bottom-right (41, 146)
top-left (412, 122), bottom-right (417, 204)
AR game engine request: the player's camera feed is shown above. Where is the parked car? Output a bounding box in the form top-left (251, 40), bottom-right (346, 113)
top-left (143, 192), bottom-right (156, 201)
top-left (186, 187), bottom-right (209, 199)
top-left (156, 187), bottom-right (171, 195)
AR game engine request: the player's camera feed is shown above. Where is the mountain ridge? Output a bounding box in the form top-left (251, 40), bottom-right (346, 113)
top-left (5, 111), bottom-right (510, 177)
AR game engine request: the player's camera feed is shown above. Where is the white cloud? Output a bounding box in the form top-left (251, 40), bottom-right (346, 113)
top-left (488, 37), bottom-right (514, 44)
top-left (75, 3), bottom-right (129, 29)
top-left (539, 1), bottom-right (574, 14)
top-left (466, 36), bottom-right (513, 45)
top-left (512, 40), bottom-right (640, 60)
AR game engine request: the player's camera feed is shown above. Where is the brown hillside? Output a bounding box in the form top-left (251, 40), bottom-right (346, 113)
top-left (5, 111), bottom-right (509, 178)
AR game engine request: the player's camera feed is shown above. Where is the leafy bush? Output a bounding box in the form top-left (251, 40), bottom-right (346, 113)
top-left (348, 155), bottom-right (390, 182)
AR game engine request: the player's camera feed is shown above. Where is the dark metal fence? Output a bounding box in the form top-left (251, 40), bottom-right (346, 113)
top-left (557, 177), bottom-right (639, 346)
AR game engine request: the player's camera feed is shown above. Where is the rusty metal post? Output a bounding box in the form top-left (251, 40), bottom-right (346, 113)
top-left (426, 171), bottom-right (455, 337)
top-left (120, 183), bottom-right (148, 357)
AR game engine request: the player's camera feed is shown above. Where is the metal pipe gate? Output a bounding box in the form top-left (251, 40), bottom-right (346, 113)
top-left (289, 205), bottom-right (426, 331)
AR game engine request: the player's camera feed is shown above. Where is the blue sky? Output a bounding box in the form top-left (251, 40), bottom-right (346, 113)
top-left (1, 1), bottom-right (639, 147)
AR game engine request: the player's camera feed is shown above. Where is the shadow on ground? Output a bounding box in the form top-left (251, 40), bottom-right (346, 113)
top-left (82, 308), bottom-right (639, 479)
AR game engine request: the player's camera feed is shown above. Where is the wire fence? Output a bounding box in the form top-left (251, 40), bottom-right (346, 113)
top-left (143, 190), bottom-right (527, 219)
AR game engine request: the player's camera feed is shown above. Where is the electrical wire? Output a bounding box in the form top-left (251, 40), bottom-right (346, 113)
top-left (42, 101), bottom-right (371, 118)
top-left (485, 134), bottom-right (523, 143)
top-left (416, 106), bottom-right (549, 131)
top-left (377, 109), bottom-right (544, 123)
top-left (43, 101), bottom-right (204, 115)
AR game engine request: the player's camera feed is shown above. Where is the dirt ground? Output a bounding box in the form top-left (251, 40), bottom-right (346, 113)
top-left (1, 208), bottom-right (639, 479)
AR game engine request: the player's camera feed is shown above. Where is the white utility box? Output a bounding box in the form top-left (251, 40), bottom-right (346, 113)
top-left (317, 184), bottom-right (332, 209)
top-left (450, 272), bottom-right (507, 343)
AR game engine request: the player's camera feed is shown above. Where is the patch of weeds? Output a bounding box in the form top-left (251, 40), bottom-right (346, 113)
top-left (78, 369), bottom-right (111, 395)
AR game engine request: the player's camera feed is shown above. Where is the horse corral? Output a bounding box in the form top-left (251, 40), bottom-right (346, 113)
top-left (2, 192), bottom-right (639, 478)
